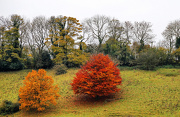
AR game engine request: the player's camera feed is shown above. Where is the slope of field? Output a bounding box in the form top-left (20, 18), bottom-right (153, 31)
top-left (0, 68), bottom-right (180, 117)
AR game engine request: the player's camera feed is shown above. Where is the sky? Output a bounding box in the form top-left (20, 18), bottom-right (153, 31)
top-left (0, 0), bottom-right (180, 44)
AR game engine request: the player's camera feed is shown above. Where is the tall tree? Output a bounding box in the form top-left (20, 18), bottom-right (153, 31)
top-left (47, 16), bottom-right (82, 65)
top-left (106, 19), bottom-right (134, 65)
top-left (30, 16), bottom-right (49, 68)
top-left (162, 20), bottom-right (180, 53)
top-left (0, 14), bottom-right (24, 70)
top-left (107, 18), bottom-right (124, 41)
top-left (11, 14), bottom-right (24, 56)
top-left (47, 16), bottom-right (59, 56)
top-left (123, 21), bottom-right (134, 44)
top-left (133, 21), bottom-right (155, 52)
top-left (82, 15), bottom-right (110, 52)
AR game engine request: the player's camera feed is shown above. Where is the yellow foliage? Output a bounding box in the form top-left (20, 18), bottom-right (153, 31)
top-left (19, 69), bottom-right (60, 111)
top-left (67, 50), bottom-right (89, 66)
top-left (6, 57), bottom-right (12, 62)
top-left (172, 47), bottom-right (180, 56)
top-left (0, 54), bottom-right (2, 60)
top-left (53, 53), bottom-right (65, 64)
top-left (47, 16), bottom-right (84, 65)
top-left (11, 53), bottom-right (20, 59)
top-left (27, 54), bottom-right (32, 57)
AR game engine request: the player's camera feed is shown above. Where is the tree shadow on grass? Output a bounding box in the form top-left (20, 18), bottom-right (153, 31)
top-left (72, 92), bottom-right (124, 107)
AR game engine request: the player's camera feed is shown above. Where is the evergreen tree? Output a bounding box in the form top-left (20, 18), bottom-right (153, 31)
top-left (175, 37), bottom-right (180, 49)
top-left (0, 15), bottom-right (24, 71)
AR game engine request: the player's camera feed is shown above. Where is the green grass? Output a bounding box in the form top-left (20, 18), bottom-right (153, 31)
top-left (157, 68), bottom-right (180, 76)
top-left (157, 65), bottom-right (180, 69)
top-left (0, 68), bottom-right (180, 117)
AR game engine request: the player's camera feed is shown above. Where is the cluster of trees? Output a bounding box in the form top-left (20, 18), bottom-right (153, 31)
top-left (0, 15), bottom-right (88, 71)
top-left (0, 14), bottom-right (180, 71)
top-left (82, 15), bottom-right (180, 69)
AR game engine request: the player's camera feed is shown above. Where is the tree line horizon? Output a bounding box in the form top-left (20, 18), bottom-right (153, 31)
top-left (0, 14), bottom-right (180, 71)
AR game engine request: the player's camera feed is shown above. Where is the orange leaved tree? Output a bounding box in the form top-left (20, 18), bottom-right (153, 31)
top-left (71, 53), bottom-right (122, 98)
top-left (19, 69), bottom-right (60, 111)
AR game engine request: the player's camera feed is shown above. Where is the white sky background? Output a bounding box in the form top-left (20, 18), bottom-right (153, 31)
top-left (0, 0), bottom-right (180, 44)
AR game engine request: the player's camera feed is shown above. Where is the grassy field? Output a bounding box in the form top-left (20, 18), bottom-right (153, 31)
top-left (0, 68), bottom-right (180, 117)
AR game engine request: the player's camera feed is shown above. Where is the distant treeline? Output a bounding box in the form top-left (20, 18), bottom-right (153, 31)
top-left (0, 14), bottom-right (180, 71)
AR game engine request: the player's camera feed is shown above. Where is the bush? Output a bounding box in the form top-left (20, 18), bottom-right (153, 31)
top-left (9, 61), bottom-right (24, 70)
top-left (19, 69), bottom-right (60, 111)
top-left (136, 49), bottom-right (159, 70)
top-left (54, 64), bottom-right (68, 75)
top-left (71, 53), bottom-right (122, 98)
top-left (0, 60), bottom-right (24, 71)
top-left (0, 100), bottom-right (20, 115)
top-left (32, 51), bottom-right (54, 69)
top-left (0, 60), bottom-right (9, 71)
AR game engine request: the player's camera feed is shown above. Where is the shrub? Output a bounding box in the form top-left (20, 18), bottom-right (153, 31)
top-left (71, 53), bottom-right (122, 98)
top-left (19, 69), bottom-right (60, 111)
top-left (0, 60), bottom-right (24, 71)
top-left (0, 100), bottom-right (20, 115)
top-left (0, 60), bottom-right (9, 71)
top-left (32, 51), bottom-right (54, 69)
top-left (54, 64), bottom-right (68, 75)
top-left (136, 49), bottom-right (159, 70)
top-left (9, 61), bottom-right (24, 70)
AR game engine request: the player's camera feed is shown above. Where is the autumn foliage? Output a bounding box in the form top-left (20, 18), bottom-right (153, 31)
top-left (71, 53), bottom-right (122, 98)
top-left (19, 69), bottom-right (60, 111)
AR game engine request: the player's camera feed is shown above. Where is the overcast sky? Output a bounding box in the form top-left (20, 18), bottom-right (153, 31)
top-left (0, 0), bottom-right (180, 44)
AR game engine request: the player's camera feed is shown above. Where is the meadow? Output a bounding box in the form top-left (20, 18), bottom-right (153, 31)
top-left (0, 68), bottom-right (180, 117)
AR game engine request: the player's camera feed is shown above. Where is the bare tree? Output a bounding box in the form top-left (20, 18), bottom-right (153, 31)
top-left (123, 21), bottom-right (134, 44)
top-left (0, 17), bottom-right (5, 52)
top-left (76, 23), bottom-right (90, 50)
top-left (107, 19), bottom-right (134, 44)
top-left (133, 21), bottom-right (155, 51)
top-left (30, 16), bottom-right (49, 56)
top-left (23, 16), bottom-right (49, 68)
top-left (162, 20), bottom-right (180, 53)
top-left (107, 18), bottom-right (124, 41)
top-left (0, 16), bottom-right (11, 30)
top-left (19, 20), bottom-right (32, 54)
top-left (157, 39), bottom-right (169, 49)
top-left (82, 15), bottom-right (110, 52)
top-left (19, 20), bottom-right (28, 46)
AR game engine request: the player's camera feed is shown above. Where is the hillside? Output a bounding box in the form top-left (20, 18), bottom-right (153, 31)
top-left (0, 68), bottom-right (180, 117)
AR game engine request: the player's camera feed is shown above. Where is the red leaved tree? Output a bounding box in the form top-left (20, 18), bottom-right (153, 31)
top-left (71, 53), bottom-right (122, 98)
top-left (19, 69), bottom-right (60, 111)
